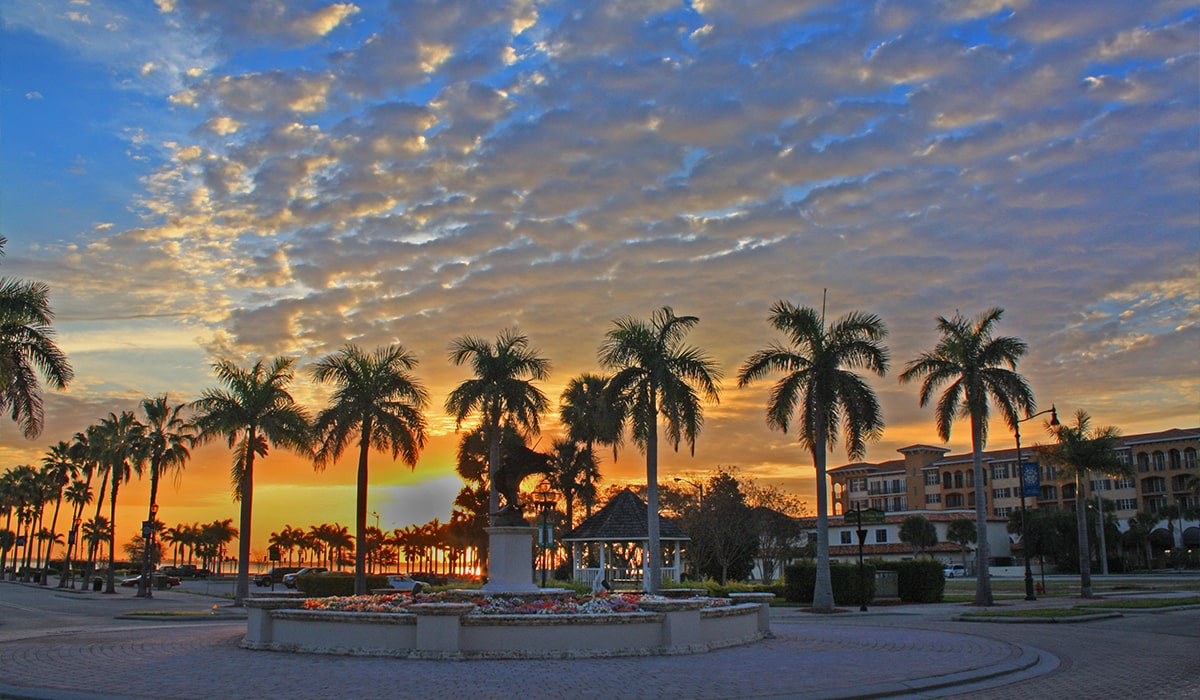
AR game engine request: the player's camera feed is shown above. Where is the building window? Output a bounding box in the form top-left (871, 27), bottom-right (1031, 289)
top-left (1137, 453), bottom-right (1150, 472)
top-left (1114, 498), bottom-right (1138, 511)
top-left (849, 477), bottom-right (867, 492)
top-left (926, 493), bottom-right (942, 504)
top-left (874, 529), bottom-right (887, 543)
top-left (1042, 465), bottom-right (1057, 481)
top-left (840, 531), bottom-right (852, 545)
top-left (1171, 475), bottom-right (1192, 492)
top-left (1142, 477), bottom-right (1167, 494)
top-left (1040, 485), bottom-right (1058, 501)
top-left (1114, 477), bottom-right (1135, 489)
top-left (1153, 451), bottom-right (1166, 471)
top-left (925, 472), bottom-right (940, 486)
top-left (1185, 448), bottom-right (1197, 469)
top-left (945, 493), bottom-right (965, 508)
top-left (993, 507), bottom-right (1010, 517)
top-left (943, 472), bottom-right (953, 489)
top-left (991, 463), bottom-right (1010, 480)
top-left (1169, 449), bottom-right (1181, 470)
top-left (1063, 483), bottom-right (1076, 500)
top-left (954, 471), bottom-right (964, 489)
top-left (1144, 495), bottom-right (1166, 514)
top-left (1117, 450), bottom-right (1130, 465)
top-left (1089, 478), bottom-right (1112, 492)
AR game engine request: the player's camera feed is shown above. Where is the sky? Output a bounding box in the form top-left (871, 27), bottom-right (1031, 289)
top-left (1, 0), bottom-right (1197, 559)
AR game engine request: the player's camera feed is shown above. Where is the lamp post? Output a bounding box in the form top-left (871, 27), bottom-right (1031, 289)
top-left (65, 516), bottom-right (82, 589)
top-left (673, 476), bottom-right (704, 505)
top-left (1015, 405), bottom-right (1059, 601)
top-left (854, 506), bottom-right (868, 612)
top-left (532, 480), bottom-right (558, 587)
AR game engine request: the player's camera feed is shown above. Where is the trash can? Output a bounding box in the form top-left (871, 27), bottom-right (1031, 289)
top-left (92, 578), bottom-right (102, 592)
top-left (155, 575), bottom-right (168, 590)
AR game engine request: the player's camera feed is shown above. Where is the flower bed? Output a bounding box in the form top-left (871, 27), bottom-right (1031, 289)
top-left (300, 591), bottom-right (729, 616)
top-left (246, 592), bottom-right (767, 659)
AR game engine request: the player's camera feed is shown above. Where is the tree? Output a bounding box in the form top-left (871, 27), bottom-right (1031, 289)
top-left (737, 300), bottom-right (887, 610)
top-left (0, 236), bottom-right (73, 439)
top-left (136, 395), bottom-right (193, 597)
top-left (310, 344), bottom-right (430, 595)
top-left (899, 308), bottom-right (1033, 606)
top-left (191, 357), bottom-right (312, 602)
top-left (559, 373), bottom-right (621, 515)
top-left (547, 437), bottom-right (599, 531)
top-left (899, 515), bottom-right (939, 558)
top-left (682, 470), bottom-right (758, 584)
top-left (946, 517), bottom-right (977, 572)
top-left (38, 441), bottom-right (78, 585)
top-left (745, 482), bottom-right (807, 584)
top-left (1037, 410), bottom-right (1127, 597)
top-left (94, 411), bottom-right (147, 593)
top-left (600, 307), bottom-right (721, 594)
top-left (446, 330), bottom-right (550, 525)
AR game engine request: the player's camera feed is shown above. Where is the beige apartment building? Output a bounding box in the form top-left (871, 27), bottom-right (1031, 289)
top-left (826, 427), bottom-right (1200, 547)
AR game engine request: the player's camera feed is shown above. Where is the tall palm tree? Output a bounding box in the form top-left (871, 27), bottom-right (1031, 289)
top-left (310, 344), bottom-right (430, 595)
top-left (599, 306), bottom-right (722, 594)
top-left (0, 236), bottom-right (73, 439)
top-left (191, 357), bottom-right (312, 602)
top-left (38, 441), bottom-right (78, 584)
top-left (446, 330), bottom-right (551, 524)
top-left (560, 373), bottom-right (620, 516)
top-left (1036, 410), bottom-right (1126, 596)
top-left (737, 300), bottom-right (889, 610)
top-left (900, 308), bottom-right (1034, 606)
top-left (548, 438), bottom-right (598, 530)
top-left (135, 395), bottom-right (194, 597)
top-left (60, 479), bottom-right (91, 587)
top-left (94, 411), bottom-right (147, 593)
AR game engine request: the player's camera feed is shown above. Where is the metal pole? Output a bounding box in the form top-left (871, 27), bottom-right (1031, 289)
top-left (1016, 425), bottom-right (1036, 601)
top-left (1095, 477), bottom-right (1109, 576)
top-left (856, 507), bottom-right (867, 612)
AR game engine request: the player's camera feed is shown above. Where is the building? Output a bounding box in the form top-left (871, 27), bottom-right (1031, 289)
top-left (827, 427), bottom-right (1200, 549)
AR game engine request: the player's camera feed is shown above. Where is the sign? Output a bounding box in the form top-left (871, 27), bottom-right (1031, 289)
top-left (268, 545), bottom-right (281, 562)
top-left (1021, 461), bottom-right (1041, 498)
top-left (855, 508), bottom-right (885, 524)
top-left (538, 522), bottom-right (554, 547)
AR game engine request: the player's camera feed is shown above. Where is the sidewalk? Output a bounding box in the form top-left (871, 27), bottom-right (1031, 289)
top-left (1, 577), bottom-right (1196, 699)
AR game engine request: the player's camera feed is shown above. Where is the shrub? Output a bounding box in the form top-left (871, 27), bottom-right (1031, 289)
top-left (783, 563), bottom-right (875, 606)
top-left (297, 573), bottom-right (389, 597)
top-left (872, 560), bottom-right (944, 603)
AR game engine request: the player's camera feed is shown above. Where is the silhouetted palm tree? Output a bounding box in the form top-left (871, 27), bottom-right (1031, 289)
top-left (38, 441), bottom-right (77, 584)
top-left (0, 236), bottom-right (73, 439)
top-left (446, 330), bottom-right (550, 524)
top-left (135, 396), bottom-right (193, 596)
top-left (191, 357), bottom-right (312, 602)
top-left (900, 308), bottom-right (1033, 606)
top-left (560, 373), bottom-right (620, 515)
top-left (94, 411), bottom-right (147, 593)
top-left (310, 344), bottom-right (429, 595)
top-left (737, 300), bottom-right (888, 610)
top-left (600, 307), bottom-right (721, 593)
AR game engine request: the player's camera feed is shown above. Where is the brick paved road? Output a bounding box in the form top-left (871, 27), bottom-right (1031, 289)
top-left (1, 581), bottom-right (1197, 699)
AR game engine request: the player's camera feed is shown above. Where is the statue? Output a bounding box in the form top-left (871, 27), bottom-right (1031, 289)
top-left (492, 438), bottom-right (550, 526)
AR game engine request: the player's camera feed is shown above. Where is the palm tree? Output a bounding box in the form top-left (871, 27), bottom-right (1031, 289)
top-left (94, 411), bottom-right (147, 593)
top-left (135, 395), bottom-right (194, 597)
top-left (600, 306), bottom-right (722, 594)
top-left (38, 441), bottom-right (77, 584)
top-left (0, 236), bottom-right (73, 439)
top-left (191, 357), bottom-right (312, 602)
top-left (900, 308), bottom-right (1034, 606)
top-left (737, 300), bottom-right (888, 610)
top-left (548, 438), bottom-right (598, 530)
top-left (446, 330), bottom-right (551, 524)
top-left (559, 373), bottom-right (621, 515)
top-left (310, 344), bottom-right (430, 595)
top-left (60, 479), bottom-right (91, 587)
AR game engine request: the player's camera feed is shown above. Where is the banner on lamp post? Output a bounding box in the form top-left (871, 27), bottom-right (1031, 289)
top-left (1021, 461), bottom-right (1041, 499)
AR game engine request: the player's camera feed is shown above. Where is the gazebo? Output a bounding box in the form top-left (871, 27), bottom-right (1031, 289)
top-left (562, 488), bottom-right (690, 589)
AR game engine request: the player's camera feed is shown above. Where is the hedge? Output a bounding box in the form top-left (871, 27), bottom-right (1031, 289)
top-left (871, 560), bottom-right (944, 603)
top-left (296, 573), bottom-right (389, 596)
top-left (783, 563), bottom-right (875, 606)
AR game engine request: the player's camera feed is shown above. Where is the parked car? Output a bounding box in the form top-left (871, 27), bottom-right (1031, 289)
top-left (282, 567), bottom-right (327, 588)
top-left (120, 573), bottom-right (182, 588)
top-left (175, 565), bottom-right (212, 578)
top-left (386, 574), bottom-right (429, 594)
top-left (256, 567), bottom-right (301, 587)
top-left (943, 564), bottom-right (967, 578)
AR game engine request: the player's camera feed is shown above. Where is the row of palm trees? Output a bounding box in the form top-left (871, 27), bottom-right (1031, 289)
top-left (265, 518), bottom-right (482, 576)
top-left (3, 294), bottom-right (1075, 608)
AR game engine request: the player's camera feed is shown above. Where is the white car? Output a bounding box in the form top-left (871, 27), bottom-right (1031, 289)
top-left (387, 574), bottom-right (428, 593)
top-left (943, 564), bottom-right (967, 578)
top-left (283, 567), bottom-right (327, 588)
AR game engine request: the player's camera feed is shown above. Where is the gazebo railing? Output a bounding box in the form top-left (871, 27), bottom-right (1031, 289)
top-left (573, 566), bottom-right (679, 588)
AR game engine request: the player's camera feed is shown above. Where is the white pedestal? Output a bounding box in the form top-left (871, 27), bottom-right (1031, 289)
top-left (481, 526), bottom-right (541, 594)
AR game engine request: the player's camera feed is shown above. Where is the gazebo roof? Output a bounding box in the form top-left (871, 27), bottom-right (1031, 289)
top-left (562, 488), bottom-right (690, 542)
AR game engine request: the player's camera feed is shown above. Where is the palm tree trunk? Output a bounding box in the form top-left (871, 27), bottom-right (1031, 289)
top-left (105, 474), bottom-right (120, 594)
top-left (1076, 474), bottom-right (1092, 596)
top-left (235, 448), bottom-right (255, 604)
top-left (354, 428), bottom-right (371, 596)
top-left (42, 493), bottom-right (64, 585)
top-left (812, 413), bottom-right (834, 611)
top-left (644, 398), bottom-right (661, 595)
top-left (138, 469), bottom-right (160, 598)
top-left (970, 414), bottom-right (994, 605)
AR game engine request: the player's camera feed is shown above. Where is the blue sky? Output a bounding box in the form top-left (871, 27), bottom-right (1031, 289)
top-left (1, 0), bottom-right (1197, 549)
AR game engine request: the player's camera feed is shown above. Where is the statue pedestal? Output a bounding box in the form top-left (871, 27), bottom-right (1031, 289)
top-left (481, 526), bottom-right (540, 594)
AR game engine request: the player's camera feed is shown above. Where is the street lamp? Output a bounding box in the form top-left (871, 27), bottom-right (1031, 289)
top-left (532, 480), bottom-right (558, 587)
top-left (673, 476), bottom-right (704, 504)
top-left (1015, 405), bottom-right (1059, 601)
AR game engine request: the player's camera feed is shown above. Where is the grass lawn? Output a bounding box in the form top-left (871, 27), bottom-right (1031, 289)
top-left (1077, 596), bottom-right (1200, 609)
top-left (959, 607), bottom-right (1103, 619)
